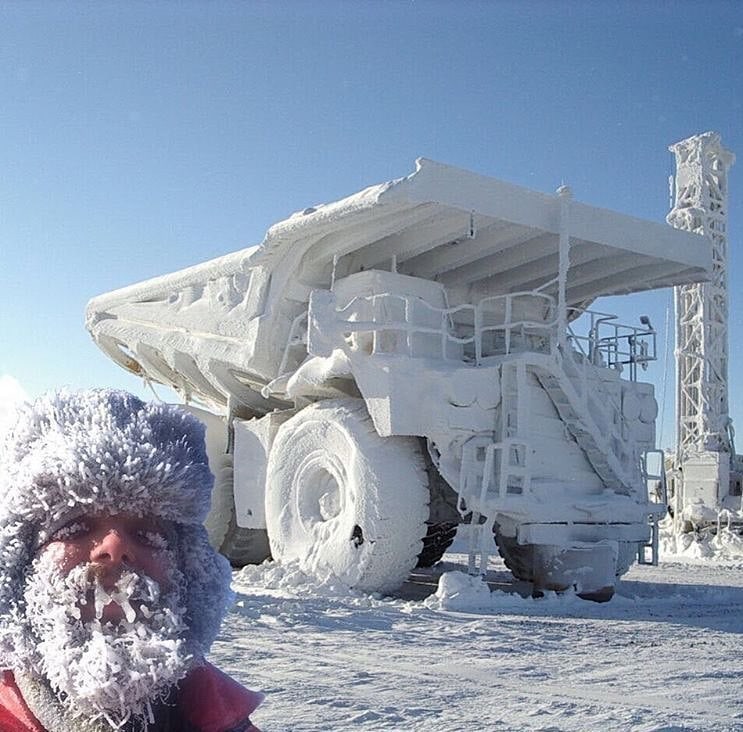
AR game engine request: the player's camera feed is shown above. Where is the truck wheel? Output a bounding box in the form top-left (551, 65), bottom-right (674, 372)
top-left (205, 452), bottom-right (272, 567)
top-left (265, 398), bottom-right (429, 594)
top-left (493, 528), bottom-right (535, 581)
top-left (416, 522), bottom-right (458, 568)
top-left (615, 541), bottom-right (638, 578)
top-left (494, 528), bottom-right (617, 602)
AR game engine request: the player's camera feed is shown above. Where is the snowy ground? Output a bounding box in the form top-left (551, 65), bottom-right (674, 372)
top-left (212, 528), bottom-right (743, 732)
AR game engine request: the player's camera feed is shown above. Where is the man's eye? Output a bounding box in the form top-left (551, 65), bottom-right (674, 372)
top-left (137, 530), bottom-right (169, 549)
top-left (50, 521), bottom-right (89, 542)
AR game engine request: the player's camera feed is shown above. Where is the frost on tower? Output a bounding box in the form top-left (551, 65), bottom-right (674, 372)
top-left (667, 131), bottom-right (742, 526)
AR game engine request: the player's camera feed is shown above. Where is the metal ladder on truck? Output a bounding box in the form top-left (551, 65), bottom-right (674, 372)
top-left (639, 448), bottom-right (667, 565)
top-left (461, 359), bottom-right (532, 576)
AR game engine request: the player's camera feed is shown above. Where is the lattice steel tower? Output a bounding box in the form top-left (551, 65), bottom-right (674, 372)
top-left (667, 131), bottom-right (739, 523)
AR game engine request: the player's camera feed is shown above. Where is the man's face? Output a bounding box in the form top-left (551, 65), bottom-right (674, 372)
top-left (37, 512), bottom-right (175, 624)
top-left (22, 510), bottom-right (193, 729)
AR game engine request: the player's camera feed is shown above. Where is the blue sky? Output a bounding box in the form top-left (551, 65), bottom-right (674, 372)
top-left (1, 0), bottom-right (741, 449)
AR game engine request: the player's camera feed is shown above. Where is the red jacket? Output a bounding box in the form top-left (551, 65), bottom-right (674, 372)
top-left (0, 664), bottom-right (263, 732)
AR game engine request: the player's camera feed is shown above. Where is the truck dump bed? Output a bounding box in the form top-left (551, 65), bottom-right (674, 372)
top-left (86, 158), bottom-right (710, 411)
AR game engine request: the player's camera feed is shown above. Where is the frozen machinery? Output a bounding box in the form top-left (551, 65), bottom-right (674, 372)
top-left (87, 158), bottom-right (711, 600)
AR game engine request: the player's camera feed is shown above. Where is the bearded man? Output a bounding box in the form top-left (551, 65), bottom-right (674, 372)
top-left (0, 389), bottom-right (263, 732)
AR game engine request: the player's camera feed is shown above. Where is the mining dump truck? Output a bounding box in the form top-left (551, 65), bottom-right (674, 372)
top-left (86, 159), bottom-right (711, 601)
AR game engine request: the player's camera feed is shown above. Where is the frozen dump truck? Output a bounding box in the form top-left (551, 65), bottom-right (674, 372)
top-left (86, 159), bottom-right (712, 601)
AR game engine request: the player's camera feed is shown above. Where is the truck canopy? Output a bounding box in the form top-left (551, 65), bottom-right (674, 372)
top-left (90, 157), bottom-right (709, 313)
top-left (251, 157), bottom-right (710, 305)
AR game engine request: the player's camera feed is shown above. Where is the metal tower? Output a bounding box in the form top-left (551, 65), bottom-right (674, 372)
top-left (667, 132), bottom-right (740, 525)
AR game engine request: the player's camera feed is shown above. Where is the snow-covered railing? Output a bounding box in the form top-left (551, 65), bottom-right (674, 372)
top-left (470, 291), bottom-right (556, 363)
top-left (566, 308), bottom-right (657, 382)
top-left (309, 289), bottom-right (558, 366)
top-left (338, 292), bottom-right (472, 361)
top-left (312, 287), bottom-right (655, 378)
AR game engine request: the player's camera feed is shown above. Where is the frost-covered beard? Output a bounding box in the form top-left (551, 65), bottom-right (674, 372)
top-left (21, 550), bottom-right (193, 731)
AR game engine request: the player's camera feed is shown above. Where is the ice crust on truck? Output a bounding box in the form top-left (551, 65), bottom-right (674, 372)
top-left (86, 158), bottom-right (712, 602)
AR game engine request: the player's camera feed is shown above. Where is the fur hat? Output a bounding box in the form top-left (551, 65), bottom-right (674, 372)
top-left (0, 388), bottom-right (233, 666)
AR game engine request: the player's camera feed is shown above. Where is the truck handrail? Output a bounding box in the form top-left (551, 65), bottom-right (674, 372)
top-left (566, 307), bottom-right (657, 381)
top-left (306, 287), bottom-right (657, 421)
top-left (326, 289), bottom-right (558, 365)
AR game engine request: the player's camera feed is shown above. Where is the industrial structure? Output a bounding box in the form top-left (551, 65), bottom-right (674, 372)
top-left (667, 132), bottom-right (742, 530)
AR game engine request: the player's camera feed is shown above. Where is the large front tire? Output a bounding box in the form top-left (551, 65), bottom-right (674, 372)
top-left (265, 399), bottom-right (429, 593)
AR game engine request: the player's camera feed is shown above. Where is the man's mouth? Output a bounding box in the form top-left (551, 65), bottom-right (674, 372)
top-left (78, 571), bottom-right (151, 625)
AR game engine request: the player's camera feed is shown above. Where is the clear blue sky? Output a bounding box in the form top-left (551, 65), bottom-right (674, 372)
top-left (1, 0), bottom-right (741, 449)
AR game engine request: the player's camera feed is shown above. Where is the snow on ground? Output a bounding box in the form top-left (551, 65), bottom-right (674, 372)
top-left (212, 528), bottom-right (743, 732)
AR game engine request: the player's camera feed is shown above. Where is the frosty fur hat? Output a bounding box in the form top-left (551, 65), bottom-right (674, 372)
top-left (0, 388), bottom-right (233, 667)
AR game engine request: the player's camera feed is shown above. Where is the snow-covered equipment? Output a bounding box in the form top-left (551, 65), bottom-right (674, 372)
top-left (666, 132), bottom-right (743, 533)
top-left (86, 158), bottom-right (712, 601)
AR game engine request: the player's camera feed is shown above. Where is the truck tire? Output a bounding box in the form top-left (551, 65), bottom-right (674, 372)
top-left (494, 527), bottom-right (618, 601)
top-left (495, 530), bottom-right (638, 582)
top-left (265, 398), bottom-right (429, 594)
top-left (615, 541), bottom-right (638, 578)
top-left (204, 451), bottom-right (272, 567)
top-left (493, 528), bottom-right (534, 581)
top-left (416, 522), bottom-right (458, 568)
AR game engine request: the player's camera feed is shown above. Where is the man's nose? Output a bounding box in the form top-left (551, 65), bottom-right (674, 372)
top-left (90, 528), bottom-right (134, 565)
